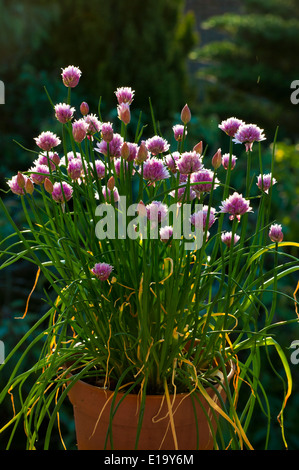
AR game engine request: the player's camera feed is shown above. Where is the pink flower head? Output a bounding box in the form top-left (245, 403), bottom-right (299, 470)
top-left (117, 102), bottom-right (131, 125)
top-left (102, 185), bottom-right (120, 203)
top-left (177, 151), bottom-right (203, 175)
top-left (145, 136), bottom-right (170, 155)
top-left (233, 123), bottom-right (266, 151)
top-left (84, 114), bottom-right (101, 134)
top-left (269, 224), bottom-right (283, 243)
top-left (72, 119), bottom-right (89, 143)
top-left (91, 262), bottom-right (113, 281)
top-left (160, 225), bottom-right (173, 242)
top-left (93, 159), bottom-right (106, 179)
top-left (146, 201), bottom-right (168, 223)
top-left (257, 173), bottom-right (277, 194)
top-left (29, 164), bottom-right (50, 185)
top-left (190, 206), bottom-right (216, 230)
top-left (170, 185), bottom-right (196, 203)
top-left (101, 122), bottom-right (114, 143)
top-left (219, 192), bottom-right (253, 221)
top-left (52, 181), bottom-right (73, 203)
top-left (34, 152), bottom-right (60, 171)
top-left (61, 65), bottom-right (82, 88)
top-left (54, 103), bottom-right (75, 124)
top-left (142, 157), bottom-right (170, 182)
top-left (221, 231), bottom-right (240, 248)
top-left (96, 133), bottom-right (124, 158)
top-left (190, 169), bottom-right (218, 195)
top-left (173, 124), bottom-right (186, 142)
top-left (115, 87), bottom-right (135, 105)
top-left (59, 151), bottom-right (81, 167)
top-left (67, 158), bottom-right (83, 180)
top-left (218, 117), bottom-right (245, 137)
top-left (34, 131), bottom-right (61, 152)
top-left (164, 152), bottom-right (180, 174)
top-left (7, 174), bottom-right (33, 196)
top-left (222, 153), bottom-right (237, 170)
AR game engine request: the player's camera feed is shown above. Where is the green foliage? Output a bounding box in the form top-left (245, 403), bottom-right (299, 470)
top-left (192, 0), bottom-right (299, 140)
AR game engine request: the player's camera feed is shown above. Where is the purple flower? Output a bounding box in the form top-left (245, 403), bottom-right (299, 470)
top-left (218, 117), bottom-right (245, 137)
top-left (29, 164), bottom-right (50, 185)
top-left (54, 103), bottom-right (75, 124)
top-left (7, 174), bottom-right (33, 196)
top-left (72, 119), bottom-right (89, 143)
top-left (221, 231), bottom-right (240, 247)
top-left (190, 169), bottom-right (218, 195)
top-left (164, 152), bottom-right (180, 174)
top-left (91, 262), bottom-right (113, 281)
top-left (115, 87), bottom-right (135, 105)
top-left (172, 124), bottom-right (186, 141)
top-left (146, 201), bottom-right (168, 223)
top-left (219, 192), bottom-right (253, 221)
top-left (269, 224), bottom-right (283, 243)
top-left (59, 151), bottom-right (81, 167)
top-left (257, 173), bottom-right (277, 194)
top-left (142, 157), bottom-right (170, 182)
top-left (190, 206), bottom-right (216, 230)
top-left (93, 160), bottom-right (106, 179)
top-left (102, 186), bottom-right (120, 203)
top-left (34, 152), bottom-right (60, 171)
top-left (233, 124), bottom-right (266, 151)
top-left (101, 122), bottom-right (114, 143)
top-left (84, 114), bottom-right (101, 134)
top-left (145, 136), bottom-right (170, 155)
top-left (67, 158), bottom-right (83, 180)
top-left (95, 133), bottom-right (124, 158)
top-left (160, 225), bottom-right (173, 242)
top-left (61, 65), bottom-right (82, 88)
top-left (222, 153), bottom-right (237, 170)
top-left (52, 181), bottom-right (73, 203)
top-left (177, 151), bottom-right (203, 175)
top-left (34, 131), bottom-right (61, 152)
top-left (170, 185), bottom-right (196, 203)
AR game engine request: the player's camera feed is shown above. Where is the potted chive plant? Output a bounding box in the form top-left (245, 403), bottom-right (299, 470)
top-left (0, 65), bottom-right (298, 450)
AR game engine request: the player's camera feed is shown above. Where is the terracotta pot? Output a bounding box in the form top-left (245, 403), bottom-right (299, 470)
top-left (67, 363), bottom-right (234, 450)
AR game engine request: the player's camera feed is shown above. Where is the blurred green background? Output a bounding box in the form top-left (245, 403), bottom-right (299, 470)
top-left (0, 0), bottom-right (299, 450)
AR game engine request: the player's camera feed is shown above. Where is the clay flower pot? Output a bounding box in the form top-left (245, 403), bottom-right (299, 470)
top-left (67, 363), bottom-right (234, 450)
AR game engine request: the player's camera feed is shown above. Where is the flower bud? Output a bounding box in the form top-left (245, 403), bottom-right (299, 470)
top-left (17, 172), bottom-right (25, 188)
top-left (121, 142), bottom-right (130, 160)
top-left (193, 141), bottom-right (203, 154)
top-left (107, 176), bottom-right (115, 191)
top-left (212, 148), bottom-right (222, 169)
top-left (44, 177), bottom-right (53, 194)
top-left (80, 101), bottom-right (89, 116)
top-left (181, 104), bottom-right (191, 124)
top-left (117, 103), bottom-right (131, 125)
top-left (137, 201), bottom-right (147, 217)
top-left (25, 178), bottom-right (34, 195)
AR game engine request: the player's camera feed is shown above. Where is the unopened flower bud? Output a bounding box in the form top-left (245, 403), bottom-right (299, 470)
top-left (25, 178), bottom-right (34, 195)
top-left (135, 141), bottom-right (149, 164)
top-left (17, 172), bottom-right (25, 188)
top-left (121, 142), bottom-right (130, 160)
top-left (117, 102), bottom-right (131, 125)
top-left (212, 148), bottom-right (222, 169)
top-left (80, 101), bottom-right (89, 116)
top-left (44, 177), bottom-right (53, 194)
top-left (181, 104), bottom-right (191, 124)
top-left (193, 141), bottom-right (203, 155)
top-left (137, 201), bottom-right (147, 217)
top-left (51, 152), bottom-right (60, 166)
top-left (107, 176), bottom-right (115, 191)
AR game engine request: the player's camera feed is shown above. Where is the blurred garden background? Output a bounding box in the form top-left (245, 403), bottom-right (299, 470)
top-left (0, 0), bottom-right (299, 449)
